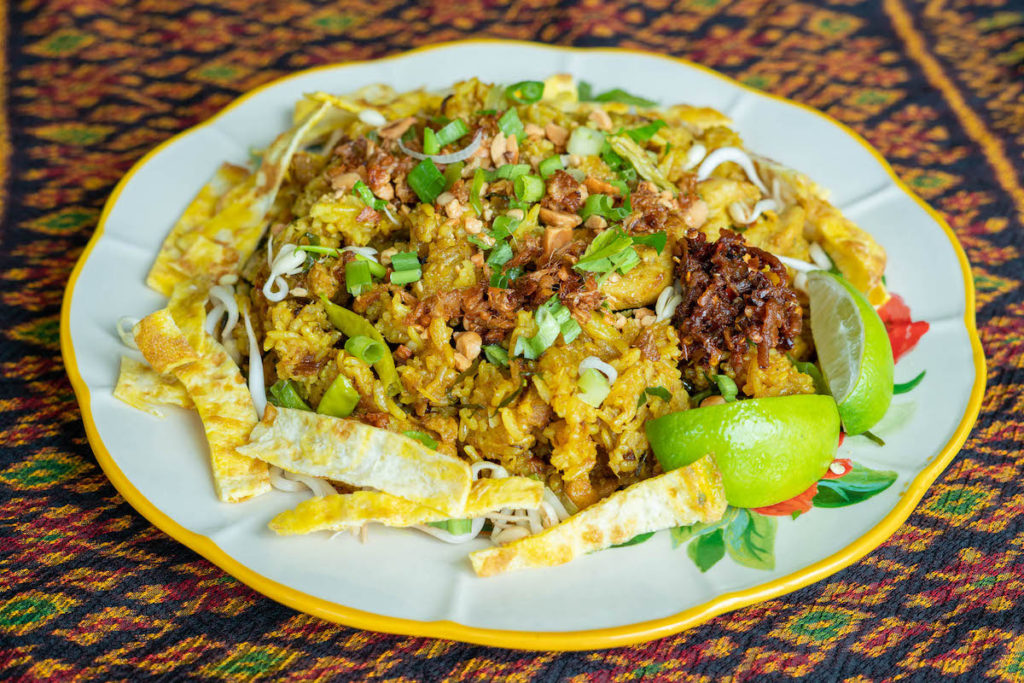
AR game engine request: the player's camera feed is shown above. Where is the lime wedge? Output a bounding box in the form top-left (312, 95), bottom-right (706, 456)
top-left (646, 395), bottom-right (840, 508)
top-left (806, 271), bottom-right (894, 435)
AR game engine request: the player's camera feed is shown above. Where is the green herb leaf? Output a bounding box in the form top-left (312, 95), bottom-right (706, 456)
top-left (637, 385), bottom-right (672, 408)
top-left (483, 344), bottom-right (510, 367)
top-left (671, 507), bottom-right (737, 547)
top-left (403, 430), bottom-right (439, 450)
top-left (894, 370), bottom-right (926, 395)
top-left (632, 232), bottom-right (667, 254)
top-left (625, 119), bottom-right (666, 142)
top-left (812, 463), bottom-right (897, 508)
top-left (486, 241), bottom-right (514, 269)
top-left (574, 228), bottom-right (636, 274)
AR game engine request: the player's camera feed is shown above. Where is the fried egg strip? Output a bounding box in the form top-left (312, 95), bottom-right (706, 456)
top-left (113, 356), bottom-right (193, 417)
top-left (237, 406), bottom-right (472, 516)
top-left (469, 455), bottom-right (727, 577)
top-left (146, 102), bottom-right (332, 296)
top-left (268, 476), bottom-right (543, 536)
top-left (134, 307), bottom-right (270, 503)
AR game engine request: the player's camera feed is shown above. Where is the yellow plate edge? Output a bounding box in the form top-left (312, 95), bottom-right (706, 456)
top-left (59, 39), bottom-right (988, 651)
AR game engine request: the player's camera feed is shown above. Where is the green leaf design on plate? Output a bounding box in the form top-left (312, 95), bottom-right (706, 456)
top-left (687, 528), bottom-right (725, 572)
top-left (671, 507), bottom-right (738, 548)
top-left (723, 509), bottom-right (776, 570)
top-left (812, 463), bottom-right (898, 508)
top-left (612, 531), bottom-right (655, 548)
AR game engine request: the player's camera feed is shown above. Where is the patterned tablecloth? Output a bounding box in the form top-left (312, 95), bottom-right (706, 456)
top-left (2, 0), bottom-right (1021, 679)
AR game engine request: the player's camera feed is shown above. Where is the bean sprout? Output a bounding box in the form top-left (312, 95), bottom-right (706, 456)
top-left (696, 146), bottom-right (768, 194)
top-left (358, 109), bottom-right (387, 127)
top-left (727, 198), bottom-right (778, 225)
top-left (809, 242), bottom-right (834, 270)
top-left (413, 518), bottom-right (486, 544)
top-left (241, 309), bottom-right (266, 419)
top-left (682, 142), bottom-right (707, 171)
top-left (262, 243), bottom-right (306, 302)
top-left (268, 465), bottom-right (306, 492)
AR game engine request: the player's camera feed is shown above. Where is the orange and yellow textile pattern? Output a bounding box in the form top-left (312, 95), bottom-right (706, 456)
top-left (3, 0), bottom-right (1022, 678)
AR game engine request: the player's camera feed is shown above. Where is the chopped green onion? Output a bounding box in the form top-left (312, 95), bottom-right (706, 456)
top-left (390, 268), bottom-right (422, 285)
top-left (632, 231), bottom-right (667, 254)
top-left (320, 296), bottom-right (399, 395)
top-left (513, 174), bottom-right (544, 203)
top-left (566, 126), bottom-right (605, 156)
top-left (490, 215), bottom-right (520, 241)
top-left (345, 335), bottom-right (385, 364)
top-left (408, 159), bottom-right (447, 203)
top-left (345, 260), bottom-right (373, 296)
top-left (579, 193), bottom-right (628, 221)
top-left (539, 155), bottom-right (564, 179)
top-left (714, 374), bottom-right (739, 402)
top-left (577, 368), bottom-right (611, 407)
top-left (403, 430), bottom-right (439, 450)
top-left (894, 370), bottom-right (926, 395)
top-left (489, 163), bottom-right (531, 181)
top-left (625, 120), bottom-right (667, 143)
top-left (434, 119), bottom-right (469, 147)
top-left (514, 296), bottom-right (581, 359)
top-left (268, 380), bottom-right (311, 411)
top-left (470, 168), bottom-right (486, 215)
top-left (423, 127), bottom-right (440, 155)
top-left (498, 108), bottom-right (525, 139)
top-left (483, 344), bottom-right (510, 367)
top-left (391, 251), bottom-right (420, 272)
top-left (578, 81), bottom-right (657, 107)
top-left (486, 241), bottom-right (513, 269)
top-left (505, 80), bottom-right (545, 104)
top-left (355, 254), bottom-right (386, 279)
top-left (428, 518), bottom-right (472, 534)
top-left (296, 244), bottom-right (341, 257)
top-left (443, 160), bottom-right (464, 189)
top-left (317, 373), bottom-right (360, 418)
top-left (353, 180), bottom-right (387, 211)
top-left (474, 108), bottom-right (498, 116)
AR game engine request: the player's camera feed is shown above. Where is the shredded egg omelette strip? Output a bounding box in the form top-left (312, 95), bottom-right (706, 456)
top-left (470, 455), bottom-right (726, 577)
top-left (269, 476), bottom-right (543, 536)
top-left (237, 406), bottom-right (472, 516)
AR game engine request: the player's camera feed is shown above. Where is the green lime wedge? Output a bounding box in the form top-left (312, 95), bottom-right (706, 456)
top-left (646, 395), bottom-right (840, 508)
top-left (806, 271), bottom-right (894, 435)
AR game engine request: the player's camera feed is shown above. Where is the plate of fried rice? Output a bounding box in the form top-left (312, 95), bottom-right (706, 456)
top-left (62, 41), bottom-right (985, 649)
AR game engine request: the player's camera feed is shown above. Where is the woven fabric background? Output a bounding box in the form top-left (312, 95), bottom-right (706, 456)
top-left (2, 0), bottom-right (1022, 679)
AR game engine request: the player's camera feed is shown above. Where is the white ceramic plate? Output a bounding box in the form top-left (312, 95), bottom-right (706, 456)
top-left (62, 41), bottom-right (985, 650)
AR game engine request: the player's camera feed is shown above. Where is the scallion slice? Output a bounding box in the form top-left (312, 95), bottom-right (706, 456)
top-left (391, 251), bottom-right (420, 272)
top-left (353, 180), bottom-right (387, 211)
top-left (355, 254), bottom-right (386, 279)
top-left (566, 126), bottom-right (605, 156)
top-left (427, 518), bottom-right (472, 534)
top-left (498, 108), bottom-right (525, 139)
top-left (443, 160), bottom-right (464, 190)
top-left (408, 159), bottom-right (447, 203)
top-left (574, 228), bottom-right (636, 274)
top-left (470, 168), bottom-right (486, 215)
top-left (390, 268), bottom-right (422, 285)
top-left (434, 119), bottom-right (469, 147)
top-left (513, 174), bottom-right (544, 203)
top-left (514, 296), bottom-right (581, 359)
top-left (577, 368), bottom-right (611, 407)
top-left (538, 155), bottom-right (563, 179)
top-left (489, 163), bottom-right (531, 181)
top-left (423, 127), bottom-right (440, 155)
top-left (345, 335), bottom-right (386, 364)
top-left (504, 80), bottom-right (545, 104)
top-left (714, 374), bottom-right (739, 402)
top-left (345, 259), bottom-right (373, 296)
